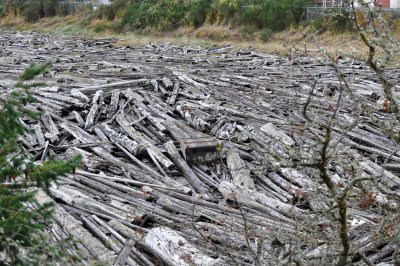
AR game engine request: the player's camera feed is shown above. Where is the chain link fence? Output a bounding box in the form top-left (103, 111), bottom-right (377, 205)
top-left (0, 1), bottom-right (108, 12)
top-left (58, 1), bottom-right (108, 12)
top-left (306, 6), bottom-right (400, 21)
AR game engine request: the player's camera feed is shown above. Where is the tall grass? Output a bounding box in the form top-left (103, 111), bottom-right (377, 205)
top-left (117, 0), bottom-right (313, 32)
top-left (5, 0), bottom-right (315, 34)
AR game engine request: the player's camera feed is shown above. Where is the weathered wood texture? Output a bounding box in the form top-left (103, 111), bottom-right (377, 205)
top-left (4, 31), bottom-right (400, 265)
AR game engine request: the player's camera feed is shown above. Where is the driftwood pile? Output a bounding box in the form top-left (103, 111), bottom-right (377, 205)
top-left (1, 31), bottom-right (400, 265)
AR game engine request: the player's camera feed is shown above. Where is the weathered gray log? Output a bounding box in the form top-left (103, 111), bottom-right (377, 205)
top-left (84, 103), bottom-right (99, 129)
top-left (163, 120), bottom-right (190, 141)
top-left (80, 216), bottom-right (121, 256)
top-left (97, 123), bottom-right (144, 155)
top-left (108, 220), bottom-right (146, 241)
top-left (167, 82), bottom-right (180, 105)
top-left (34, 189), bottom-right (116, 263)
top-left (84, 90), bottom-right (104, 129)
top-left (158, 84), bottom-right (169, 96)
top-left (174, 71), bottom-right (209, 93)
top-left (33, 123), bottom-right (46, 146)
top-left (92, 215), bottom-right (154, 266)
top-left (93, 127), bottom-right (114, 152)
top-left (33, 95), bottom-right (67, 112)
top-left (219, 181), bottom-right (306, 220)
top-left (150, 79), bottom-right (159, 92)
top-left (144, 227), bottom-right (223, 266)
top-left (226, 150), bottom-right (255, 189)
top-left (260, 123), bottom-right (295, 146)
top-left (51, 185), bottom-right (138, 222)
top-left (72, 111), bottom-right (85, 127)
top-left (41, 112), bottom-right (60, 142)
top-left (78, 79), bottom-right (148, 93)
top-left (135, 105), bottom-right (167, 133)
top-left (116, 115), bottom-right (174, 170)
top-left (113, 239), bottom-right (136, 266)
top-left (108, 89), bottom-right (121, 119)
top-left (176, 104), bottom-right (210, 132)
top-left (71, 88), bottom-right (90, 102)
top-left (92, 90), bottom-right (104, 105)
top-left (164, 140), bottom-right (209, 194)
top-left (35, 91), bottom-right (86, 107)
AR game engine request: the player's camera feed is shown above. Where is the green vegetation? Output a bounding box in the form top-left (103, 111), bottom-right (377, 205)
top-left (0, 5), bottom-right (4, 18)
top-left (4, 0), bottom-right (66, 22)
top-left (0, 63), bottom-right (81, 264)
top-left (260, 28), bottom-right (273, 42)
top-left (311, 8), bottom-right (354, 33)
top-left (3, 0), bottom-right (315, 33)
top-left (1, 0), bottom-right (361, 39)
top-left (114, 0), bottom-right (314, 32)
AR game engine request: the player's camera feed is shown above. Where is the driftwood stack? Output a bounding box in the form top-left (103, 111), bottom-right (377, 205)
top-left (1, 31), bottom-right (400, 265)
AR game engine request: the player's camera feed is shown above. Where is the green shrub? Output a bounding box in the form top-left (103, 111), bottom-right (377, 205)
top-left (43, 0), bottom-right (58, 17)
top-left (24, 0), bottom-right (43, 22)
top-left (56, 2), bottom-right (70, 17)
top-left (240, 24), bottom-right (257, 40)
top-left (260, 28), bottom-right (273, 42)
top-left (102, 0), bottom-right (126, 20)
top-left (94, 23), bottom-right (106, 33)
top-left (311, 16), bottom-right (327, 33)
top-left (186, 0), bottom-right (212, 27)
top-left (0, 5), bottom-right (4, 18)
top-left (23, 0), bottom-right (58, 22)
top-left (329, 9), bottom-right (354, 32)
top-left (87, 0), bottom-right (314, 33)
top-left (311, 9), bottom-right (354, 33)
top-left (240, 0), bottom-right (313, 31)
top-left (102, 5), bottom-right (116, 20)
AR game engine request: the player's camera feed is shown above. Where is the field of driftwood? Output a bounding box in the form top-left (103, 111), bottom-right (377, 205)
top-left (1, 31), bottom-right (400, 265)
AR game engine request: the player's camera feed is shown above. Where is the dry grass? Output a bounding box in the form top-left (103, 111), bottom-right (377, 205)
top-left (1, 15), bottom-right (399, 64)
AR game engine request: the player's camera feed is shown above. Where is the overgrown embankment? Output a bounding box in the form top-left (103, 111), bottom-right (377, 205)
top-left (1, 0), bottom-right (399, 57)
top-left (0, 0), bottom-right (328, 41)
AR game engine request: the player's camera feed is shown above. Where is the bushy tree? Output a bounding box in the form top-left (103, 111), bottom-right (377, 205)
top-left (0, 63), bottom-right (80, 265)
top-left (43, 0), bottom-right (58, 17)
